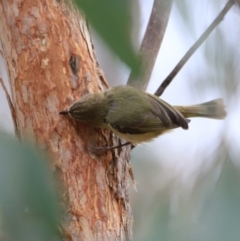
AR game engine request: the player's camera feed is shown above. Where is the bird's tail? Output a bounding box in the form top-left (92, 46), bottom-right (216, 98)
top-left (174, 98), bottom-right (227, 120)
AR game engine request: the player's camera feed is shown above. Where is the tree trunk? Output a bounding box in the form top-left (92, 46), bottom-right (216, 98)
top-left (0, 1), bottom-right (132, 240)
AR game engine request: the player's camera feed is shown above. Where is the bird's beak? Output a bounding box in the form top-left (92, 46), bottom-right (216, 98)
top-left (59, 110), bottom-right (69, 115)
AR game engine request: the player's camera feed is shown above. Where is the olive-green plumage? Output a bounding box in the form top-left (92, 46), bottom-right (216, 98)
top-left (59, 85), bottom-right (226, 144)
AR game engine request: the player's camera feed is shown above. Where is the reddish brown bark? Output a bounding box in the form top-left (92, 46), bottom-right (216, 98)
top-left (0, 1), bottom-right (132, 240)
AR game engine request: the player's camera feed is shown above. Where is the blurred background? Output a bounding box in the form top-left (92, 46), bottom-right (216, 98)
top-left (1, 0), bottom-right (240, 240)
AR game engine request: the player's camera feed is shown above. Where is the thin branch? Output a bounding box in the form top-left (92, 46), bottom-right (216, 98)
top-left (127, 0), bottom-right (173, 91)
top-left (235, 0), bottom-right (240, 7)
top-left (0, 76), bottom-right (19, 137)
top-left (154, 0), bottom-right (234, 97)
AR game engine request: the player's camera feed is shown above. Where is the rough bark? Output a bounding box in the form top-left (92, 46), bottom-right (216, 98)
top-left (0, 1), bottom-right (132, 240)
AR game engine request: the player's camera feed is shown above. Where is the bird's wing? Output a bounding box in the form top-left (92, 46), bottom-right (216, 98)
top-left (106, 112), bottom-right (170, 134)
top-left (146, 94), bottom-right (189, 130)
top-left (105, 93), bottom-right (189, 135)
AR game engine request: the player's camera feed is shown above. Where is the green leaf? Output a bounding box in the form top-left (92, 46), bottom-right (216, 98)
top-left (0, 133), bottom-right (61, 241)
top-left (74, 0), bottom-right (140, 73)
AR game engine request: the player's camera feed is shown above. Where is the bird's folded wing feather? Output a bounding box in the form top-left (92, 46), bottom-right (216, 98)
top-left (105, 93), bottom-right (189, 135)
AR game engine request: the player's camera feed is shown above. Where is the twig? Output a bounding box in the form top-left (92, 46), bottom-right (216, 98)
top-left (0, 76), bottom-right (19, 137)
top-left (127, 0), bottom-right (173, 91)
top-left (154, 0), bottom-right (234, 97)
top-left (235, 0), bottom-right (240, 7)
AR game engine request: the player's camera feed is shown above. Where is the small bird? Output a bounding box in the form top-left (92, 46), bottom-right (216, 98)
top-left (59, 85), bottom-right (226, 148)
